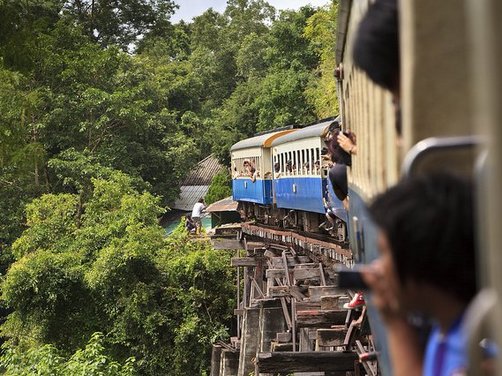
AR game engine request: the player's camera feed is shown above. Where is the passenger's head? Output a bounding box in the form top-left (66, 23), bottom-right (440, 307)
top-left (198, 198), bottom-right (204, 203)
top-left (369, 172), bottom-right (476, 304)
top-left (353, 0), bottom-right (400, 95)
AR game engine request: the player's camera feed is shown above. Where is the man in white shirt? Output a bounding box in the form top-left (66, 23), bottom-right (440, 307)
top-left (191, 198), bottom-right (206, 235)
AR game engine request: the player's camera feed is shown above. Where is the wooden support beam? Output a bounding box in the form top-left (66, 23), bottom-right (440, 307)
top-left (293, 267), bottom-right (321, 280)
top-left (319, 262), bottom-right (327, 286)
top-left (270, 257), bottom-right (312, 268)
top-left (266, 268), bottom-right (285, 279)
top-left (270, 342), bottom-right (295, 351)
top-left (268, 285), bottom-right (290, 297)
top-left (280, 297), bottom-right (292, 329)
top-left (231, 257), bottom-right (257, 267)
top-left (255, 351), bottom-right (357, 373)
top-left (289, 286), bottom-right (307, 301)
top-left (295, 301), bottom-right (322, 311)
top-left (282, 251), bottom-right (291, 286)
top-left (321, 296), bottom-right (342, 310)
top-left (276, 332), bottom-right (292, 343)
top-left (316, 327), bottom-right (347, 347)
top-left (210, 238), bottom-right (244, 250)
top-left (251, 278), bottom-right (265, 299)
top-left (308, 286), bottom-right (344, 302)
top-left (296, 310), bottom-right (347, 328)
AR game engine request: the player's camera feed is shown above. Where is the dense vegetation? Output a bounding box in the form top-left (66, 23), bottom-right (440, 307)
top-left (0, 0), bottom-right (338, 374)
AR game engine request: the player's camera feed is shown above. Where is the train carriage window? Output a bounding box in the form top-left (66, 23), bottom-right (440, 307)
top-left (292, 151), bottom-right (296, 175)
top-left (311, 149), bottom-right (314, 175)
top-left (301, 150), bottom-right (305, 175)
top-left (281, 153), bottom-right (284, 174)
top-left (298, 150), bottom-right (301, 175)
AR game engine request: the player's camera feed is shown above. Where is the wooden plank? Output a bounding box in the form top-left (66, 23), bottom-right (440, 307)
top-left (256, 351), bottom-right (357, 373)
top-left (289, 286), bottom-right (307, 301)
top-left (321, 296), bottom-right (343, 310)
top-left (293, 268), bottom-right (321, 280)
top-left (276, 332), bottom-right (292, 343)
top-left (231, 257), bottom-right (257, 267)
top-left (266, 268), bottom-right (285, 279)
top-left (281, 297), bottom-right (292, 329)
top-left (319, 263), bottom-right (327, 286)
top-left (251, 278), bottom-right (265, 298)
top-left (282, 252), bottom-right (292, 286)
top-left (295, 301), bottom-right (321, 311)
top-left (270, 256), bottom-right (312, 268)
top-left (296, 310), bottom-right (347, 328)
top-left (308, 286), bottom-right (344, 302)
top-left (234, 308), bottom-right (244, 316)
top-left (210, 238), bottom-right (244, 250)
top-left (270, 342), bottom-right (295, 352)
top-left (316, 327), bottom-right (347, 347)
top-left (269, 286), bottom-right (290, 297)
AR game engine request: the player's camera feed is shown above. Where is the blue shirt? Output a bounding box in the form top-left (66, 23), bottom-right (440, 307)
top-left (423, 316), bottom-right (467, 376)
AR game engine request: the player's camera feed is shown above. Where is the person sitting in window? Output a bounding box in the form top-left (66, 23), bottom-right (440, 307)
top-left (274, 162), bottom-right (281, 178)
top-left (325, 121), bottom-right (357, 210)
top-left (285, 160), bottom-right (293, 174)
top-left (243, 159), bottom-right (256, 181)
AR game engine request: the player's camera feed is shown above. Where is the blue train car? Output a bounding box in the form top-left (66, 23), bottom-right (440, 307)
top-left (231, 129), bottom-right (295, 205)
top-left (271, 120), bottom-right (346, 220)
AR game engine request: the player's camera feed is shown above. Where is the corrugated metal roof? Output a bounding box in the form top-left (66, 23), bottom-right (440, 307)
top-left (181, 154), bottom-right (225, 186)
top-left (231, 130), bottom-right (296, 151)
top-left (173, 185), bottom-right (210, 211)
top-left (205, 196), bottom-right (239, 213)
top-left (173, 154), bottom-right (226, 211)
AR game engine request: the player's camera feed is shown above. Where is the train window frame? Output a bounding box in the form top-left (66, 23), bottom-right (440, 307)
top-left (297, 150), bottom-right (301, 176)
top-left (311, 148), bottom-right (315, 175)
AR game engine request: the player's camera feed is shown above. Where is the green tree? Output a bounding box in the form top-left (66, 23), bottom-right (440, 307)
top-left (2, 171), bottom-right (235, 375)
top-left (205, 169), bottom-right (232, 204)
top-left (1, 332), bottom-right (136, 376)
top-left (304, 2), bottom-right (339, 117)
top-left (62, 0), bottom-right (177, 49)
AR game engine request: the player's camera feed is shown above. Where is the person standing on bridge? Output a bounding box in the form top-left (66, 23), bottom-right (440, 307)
top-left (191, 198), bottom-right (206, 235)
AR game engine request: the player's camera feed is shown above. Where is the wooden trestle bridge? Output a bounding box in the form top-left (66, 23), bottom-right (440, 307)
top-left (209, 222), bottom-right (379, 376)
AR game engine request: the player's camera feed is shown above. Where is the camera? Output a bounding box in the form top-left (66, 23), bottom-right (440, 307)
top-left (336, 265), bottom-right (368, 289)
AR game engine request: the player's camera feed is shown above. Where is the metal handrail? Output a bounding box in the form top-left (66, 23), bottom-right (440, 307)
top-left (401, 136), bottom-right (485, 178)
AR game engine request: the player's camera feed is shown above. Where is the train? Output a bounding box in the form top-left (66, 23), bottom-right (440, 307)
top-left (231, 118), bottom-right (349, 244)
top-left (232, 0), bottom-right (502, 374)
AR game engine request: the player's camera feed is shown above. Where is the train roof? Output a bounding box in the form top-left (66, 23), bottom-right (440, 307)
top-left (230, 129), bottom-right (296, 151)
top-left (270, 118), bottom-right (337, 146)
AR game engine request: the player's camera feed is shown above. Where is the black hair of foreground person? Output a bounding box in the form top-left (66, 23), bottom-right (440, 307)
top-left (353, 0), bottom-right (400, 94)
top-left (368, 172), bottom-right (476, 304)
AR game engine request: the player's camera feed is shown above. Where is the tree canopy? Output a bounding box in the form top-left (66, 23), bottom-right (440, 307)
top-left (0, 0), bottom-right (338, 373)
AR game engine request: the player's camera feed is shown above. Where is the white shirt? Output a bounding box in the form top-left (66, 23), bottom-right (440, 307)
top-left (192, 202), bottom-right (205, 218)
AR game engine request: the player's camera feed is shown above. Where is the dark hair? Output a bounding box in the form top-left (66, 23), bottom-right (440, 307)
top-left (198, 198), bottom-right (204, 203)
top-left (353, 0), bottom-right (400, 93)
top-left (327, 129), bottom-right (353, 167)
top-left (369, 173), bottom-right (476, 303)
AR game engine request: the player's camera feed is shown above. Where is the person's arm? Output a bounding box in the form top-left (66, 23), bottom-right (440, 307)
top-left (362, 263), bottom-right (423, 376)
top-left (337, 133), bottom-right (357, 155)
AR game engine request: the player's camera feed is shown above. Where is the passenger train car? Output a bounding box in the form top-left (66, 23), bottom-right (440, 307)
top-left (335, 0), bottom-right (501, 375)
top-left (231, 119), bottom-right (348, 241)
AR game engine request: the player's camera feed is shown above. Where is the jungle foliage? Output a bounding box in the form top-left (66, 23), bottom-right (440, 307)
top-left (0, 0), bottom-right (338, 374)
